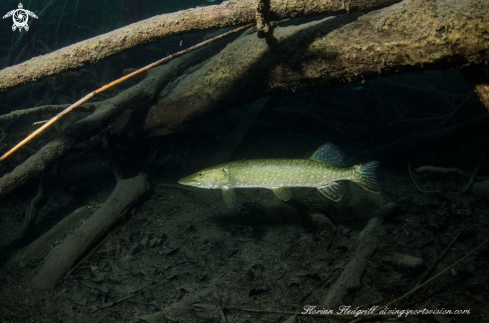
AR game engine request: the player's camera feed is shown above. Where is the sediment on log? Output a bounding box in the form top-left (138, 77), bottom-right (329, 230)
top-left (31, 174), bottom-right (150, 290)
top-left (0, 0), bottom-right (402, 92)
top-left (13, 206), bottom-right (93, 266)
top-left (142, 0), bottom-right (489, 136)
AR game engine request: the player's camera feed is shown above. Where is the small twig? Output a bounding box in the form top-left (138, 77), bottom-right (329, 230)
top-left (0, 104), bottom-right (88, 123)
top-left (414, 166), bottom-right (469, 176)
top-left (214, 292), bottom-right (229, 323)
top-left (414, 226), bottom-right (465, 288)
top-left (380, 237), bottom-right (489, 310)
top-left (408, 160), bottom-right (440, 193)
top-left (88, 291), bottom-right (141, 314)
top-left (462, 154), bottom-right (484, 193)
top-left (347, 236), bottom-right (489, 323)
top-left (15, 170), bottom-right (48, 243)
top-left (0, 23), bottom-right (254, 163)
top-left (298, 273), bottom-right (334, 303)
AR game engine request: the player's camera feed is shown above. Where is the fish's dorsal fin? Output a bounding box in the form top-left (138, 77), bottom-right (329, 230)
top-left (310, 143), bottom-right (344, 167)
top-left (317, 182), bottom-right (345, 202)
top-left (272, 186), bottom-right (292, 201)
top-left (221, 187), bottom-right (236, 208)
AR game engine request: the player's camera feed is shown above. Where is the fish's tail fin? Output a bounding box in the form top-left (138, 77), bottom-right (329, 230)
top-left (355, 161), bottom-right (381, 193)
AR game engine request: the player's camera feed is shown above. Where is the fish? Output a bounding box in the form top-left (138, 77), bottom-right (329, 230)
top-left (178, 143), bottom-right (380, 208)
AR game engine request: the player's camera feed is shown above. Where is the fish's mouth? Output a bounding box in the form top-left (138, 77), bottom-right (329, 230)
top-left (178, 176), bottom-right (201, 187)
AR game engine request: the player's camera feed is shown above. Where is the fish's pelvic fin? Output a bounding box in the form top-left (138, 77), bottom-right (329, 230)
top-left (317, 182), bottom-right (345, 202)
top-left (310, 142), bottom-right (344, 167)
top-left (222, 187), bottom-right (237, 208)
top-left (356, 161), bottom-right (381, 193)
top-left (272, 186), bottom-right (292, 201)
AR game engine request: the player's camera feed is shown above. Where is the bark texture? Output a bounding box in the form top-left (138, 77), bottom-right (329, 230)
top-left (31, 174), bottom-right (150, 289)
top-left (0, 41), bottom-right (220, 201)
top-left (142, 0), bottom-right (489, 136)
top-left (460, 66), bottom-right (489, 111)
top-left (0, 0), bottom-right (401, 92)
top-left (323, 202), bottom-right (396, 308)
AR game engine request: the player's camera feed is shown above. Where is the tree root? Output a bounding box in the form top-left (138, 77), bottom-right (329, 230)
top-left (31, 173), bottom-right (150, 289)
top-left (323, 202), bottom-right (396, 308)
top-left (13, 206), bottom-right (93, 266)
top-left (0, 40), bottom-right (219, 202)
top-left (0, 24), bottom-right (253, 163)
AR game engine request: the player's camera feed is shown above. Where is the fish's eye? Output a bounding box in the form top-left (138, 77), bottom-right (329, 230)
top-left (198, 171), bottom-right (204, 178)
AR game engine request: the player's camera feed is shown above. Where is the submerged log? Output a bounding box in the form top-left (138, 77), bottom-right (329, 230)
top-left (31, 174), bottom-right (150, 289)
top-left (142, 0), bottom-right (489, 136)
top-left (0, 0), bottom-right (401, 92)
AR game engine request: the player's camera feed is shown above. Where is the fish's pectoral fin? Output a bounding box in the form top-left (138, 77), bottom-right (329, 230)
top-left (221, 187), bottom-right (237, 208)
top-left (317, 182), bottom-right (345, 202)
top-left (272, 186), bottom-right (292, 201)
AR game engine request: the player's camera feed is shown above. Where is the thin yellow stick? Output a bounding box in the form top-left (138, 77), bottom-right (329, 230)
top-left (0, 23), bottom-right (254, 163)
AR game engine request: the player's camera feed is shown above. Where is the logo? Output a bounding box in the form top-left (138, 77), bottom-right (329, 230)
top-left (3, 3), bottom-right (38, 31)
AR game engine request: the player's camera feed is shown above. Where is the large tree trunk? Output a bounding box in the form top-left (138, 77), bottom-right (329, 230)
top-left (141, 0), bottom-right (489, 136)
top-left (0, 0), bottom-right (401, 92)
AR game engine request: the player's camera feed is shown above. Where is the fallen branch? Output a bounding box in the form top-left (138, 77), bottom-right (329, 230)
top-left (408, 160), bottom-right (440, 194)
top-left (0, 35), bottom-right (224, 201)
top-left (462, 154), bottom-right (484, 193)
top-left (381, 237), bottom-right (489, 312)
top-left (142, 0), bottom-right (489, 136)
top-left (0, 0), bottom-right (401, 92)
top-left (0, 24), bottom-right (253, 163)
top-left (31, 174), bottom-right (150, 289)
top-left (414, 166), bottom-right (468, 176)
top-left (0, 104), bottom-right (89, 123)
top-left (347, 237), bottom-right (489, 323)
top-left (13, 206), bottom-right (93, 266)
top-left (413, 227), bottom-right (465, 289)
top-left (323, 202), bottom-right (396, 308)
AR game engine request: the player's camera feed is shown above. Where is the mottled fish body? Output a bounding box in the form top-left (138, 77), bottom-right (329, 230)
top-left (178, 143), bottom-right (380, 208)
top-left (221, 159), bottom-right (356, 188)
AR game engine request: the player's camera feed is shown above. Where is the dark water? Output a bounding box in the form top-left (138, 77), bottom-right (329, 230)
top-left (0, 1), bottom-right (488, 322)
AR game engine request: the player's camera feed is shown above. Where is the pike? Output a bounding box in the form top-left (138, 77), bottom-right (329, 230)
top-left (178, 143), bottom-right (380, 208)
